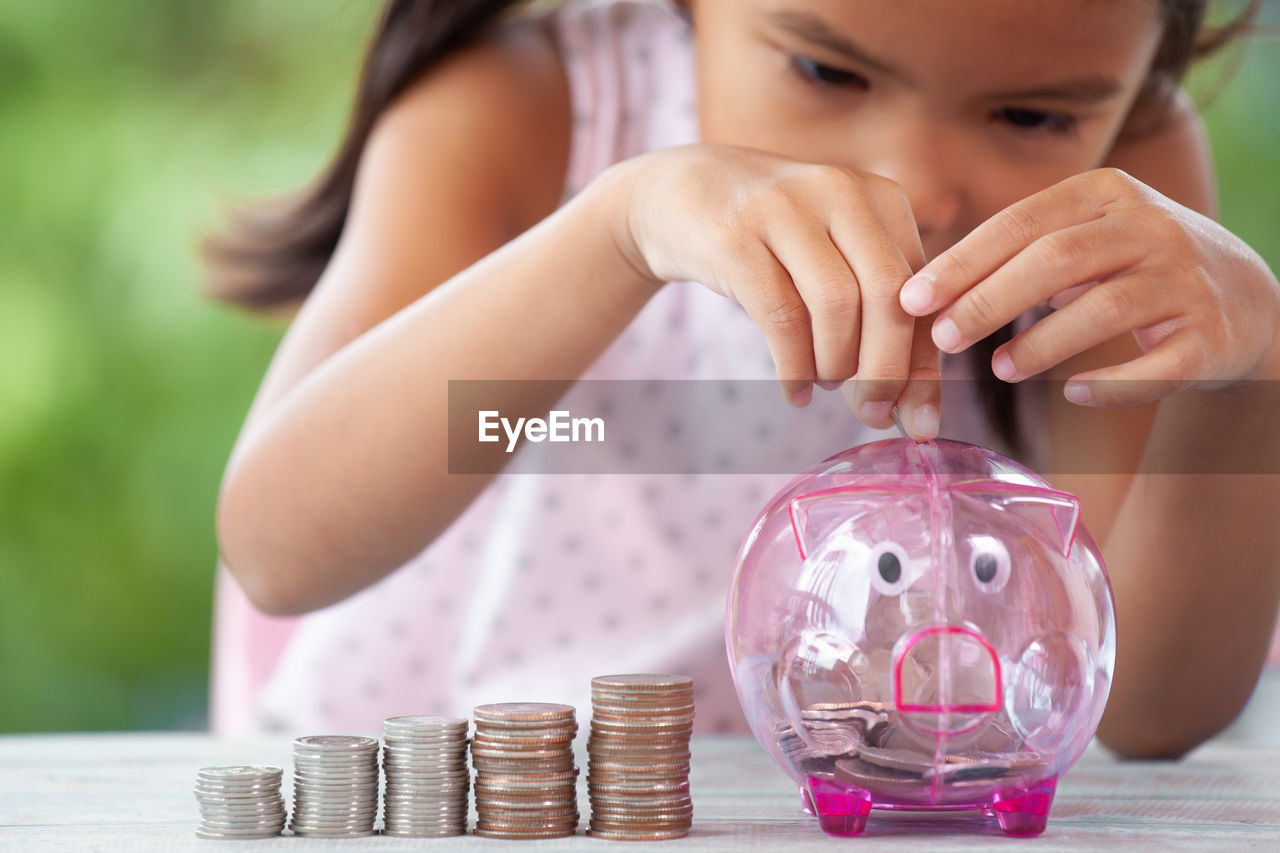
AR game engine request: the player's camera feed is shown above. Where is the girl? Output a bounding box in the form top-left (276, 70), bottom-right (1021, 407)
top-left (207, 0), bottom-right (1280, 757)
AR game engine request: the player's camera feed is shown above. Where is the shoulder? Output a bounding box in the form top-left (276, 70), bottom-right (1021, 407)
top-left (359, 12), bottom-right (573, 240)
top-left (256, 17), bottom-right (574, 379)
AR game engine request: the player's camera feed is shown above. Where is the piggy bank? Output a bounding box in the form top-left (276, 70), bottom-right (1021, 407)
top-left (726, 438), bottom-right (1115, 837)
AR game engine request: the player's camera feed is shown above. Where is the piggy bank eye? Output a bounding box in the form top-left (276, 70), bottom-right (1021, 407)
top-left (868, 541), bottom-right (911, 596)
top-left (969, 535), bottom-right (1011, 593)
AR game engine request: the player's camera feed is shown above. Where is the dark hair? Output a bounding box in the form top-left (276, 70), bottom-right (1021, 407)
top-left (202, 0), bottom-right (1260, 454)
top-left (200, 0), bottom-right (528, 311)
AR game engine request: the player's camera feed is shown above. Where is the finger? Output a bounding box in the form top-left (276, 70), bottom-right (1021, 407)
top-left (1060, 335), bottom-right (1199, 407)
top-left (827, 218), bottom-right (918, 428)
top-left (852, 250), bottom-right (918, 425)
top-left (899, 169), bottom-right (1132, 316)
top-left (1049, 280), bottom-right (1095, 310)
top-left (867, 178), bottom-right (928, 273)
top-left (931, 212), bottom-right (1145, 354)
top-left (767, 230), bottom-right (862, 389)
top-left (992, 272), bottom-right (1174, 382)
top-left (893, 314), bottom-right (943, 441)
top-left (725, 248), bottom-right (818, 406)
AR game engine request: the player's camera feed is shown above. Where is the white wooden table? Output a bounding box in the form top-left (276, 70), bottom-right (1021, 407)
top-left (2, 733), bottom-right (1278, 851)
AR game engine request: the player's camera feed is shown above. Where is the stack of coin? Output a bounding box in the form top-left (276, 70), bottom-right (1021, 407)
top-left (471, 702), bottom-right (580, 839)
top-left (193, 765), bottom-right (286, 840)
top-left (289, 735), bottom-right (379, 837)
top-left (381, 715), bottom-right (470, 837)
top-left (587, 674), bottom-right (695, 841)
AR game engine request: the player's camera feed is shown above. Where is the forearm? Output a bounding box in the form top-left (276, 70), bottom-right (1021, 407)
top-left (1096, 383), bottom-right (1280, 757)
top-left (216, 162), bottom-right (656, 615)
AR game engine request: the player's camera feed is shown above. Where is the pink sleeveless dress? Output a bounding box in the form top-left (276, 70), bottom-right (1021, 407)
top-left (213, 0), bottom-right (1252, 737)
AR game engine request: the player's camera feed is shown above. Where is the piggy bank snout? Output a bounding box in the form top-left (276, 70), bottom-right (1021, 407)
top-left (894, 625), bottom-right (1002, 734)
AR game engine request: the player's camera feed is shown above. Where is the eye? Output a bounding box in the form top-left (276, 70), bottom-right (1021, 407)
top-left (968, 535), bottom-right (1011, 593)
top-left (790, 55), bottom-right (868, 89)
top-left (868, 541), bottom-right (912, 596)
top-left (996, 107), bottom-right (1077, 136)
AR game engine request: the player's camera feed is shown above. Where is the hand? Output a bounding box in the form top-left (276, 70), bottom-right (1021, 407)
top-left (610, 144), bottom-right (941, 439)
top-left (897, 168), bottom-right (1280, 406)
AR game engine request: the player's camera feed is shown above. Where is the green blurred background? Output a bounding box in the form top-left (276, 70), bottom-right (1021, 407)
top-left (1, 1), bottom-right (1278, 733)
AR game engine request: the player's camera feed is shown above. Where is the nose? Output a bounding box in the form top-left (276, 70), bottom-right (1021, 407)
top-left (893, 625), bottom-right (1002, 734)
top-left (860, 123), bottom-right (963, 240)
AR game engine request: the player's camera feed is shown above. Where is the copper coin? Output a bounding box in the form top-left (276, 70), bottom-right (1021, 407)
top-left (590, 826), bottom-right (693, 836)
top-left (591, 674), bottom-right (693, 691)
top-left (474, 702), bottom-right (575, 721)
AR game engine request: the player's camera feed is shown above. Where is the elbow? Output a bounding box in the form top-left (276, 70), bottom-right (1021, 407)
top-left (1096, 694), bottom-right (1246, 760)
top-left (1096, 727), bottom-right (1204, 761)
top-left (216, 468), bottom-right (315, 618)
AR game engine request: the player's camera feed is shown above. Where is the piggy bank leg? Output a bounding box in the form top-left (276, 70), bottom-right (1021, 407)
top-left (799, 786), bottom-right (816, 816)
top-left (991, 777), bottom-right (1056, 837)
top-left (803, 776), bottom-right (873, 836)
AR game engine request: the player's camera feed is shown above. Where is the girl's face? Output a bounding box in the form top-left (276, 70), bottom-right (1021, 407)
top-left (687, 0), bottom-right (1164, 260)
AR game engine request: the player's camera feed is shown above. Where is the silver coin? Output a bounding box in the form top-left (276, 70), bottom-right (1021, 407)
top-left (383, 741), bottom-right (468, 753)
top-left (193, 788), bottom-right (283, 801)
top-left (855, 744), bottom-right (935, 773)
top-left (195, 803), bottom-right (286, 816)
top-left (292, 768), bottom-right (378, 779)
top-left (382, 828), bottom-right (467, 838)
top-left (194, 827), bottom-right (283, 840)
top-left (384, 799), bottom-right (469, 810)
top-left (828, 761), bottom-right (926, 796)
top-left (384, 775), bottom-right (470, 787)
top-left (384, 783), bottom-right (469, 795)
top-left (384, 714), bottom-right (467, 728)
top-left (197, 814), bottom-right (288, 824)
top-left (291, 793), bottom-right (378, 805)
top-left (294, 734), bottom-right (379, 748)
top-left (290, 813), bottom-right (378, 824)
top-left (290, 828), bottom-right (377, 838)
top-left (194, 776), bottom-right (282, 787)
top-left (197, 765), bottom-right (282, 779)
top-left (291, 757), bottom-right (379, 768)
top-left (290, 811), bottom-right (377, 821)
top-left (382, 755), bottom-right (468, 767)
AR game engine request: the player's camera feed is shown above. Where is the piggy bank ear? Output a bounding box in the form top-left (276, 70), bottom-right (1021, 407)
top-left (950, 483), bottom-right (1082, 557)
top-left (788, 485), bottom-right (926, 561)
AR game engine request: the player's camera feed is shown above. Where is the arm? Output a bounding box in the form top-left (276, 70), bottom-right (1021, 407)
top-left (1049, 91), bottom-right (1280, 757)
top-left (215, 22), bottom-right (659, 615)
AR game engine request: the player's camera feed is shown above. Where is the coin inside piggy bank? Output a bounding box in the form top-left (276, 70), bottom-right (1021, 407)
top-left (726, 438), bottom-right (1115, 837)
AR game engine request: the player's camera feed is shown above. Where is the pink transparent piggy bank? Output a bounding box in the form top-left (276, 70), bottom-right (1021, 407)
top-left (727, 438), bottom-right (1115, 837)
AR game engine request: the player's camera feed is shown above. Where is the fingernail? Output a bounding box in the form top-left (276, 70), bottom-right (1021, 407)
top-left (932, 317), bottom-right (962, 352)
top-left (911, 404), bottom-right (939, 439)
top-left (900, 276), bottom-right (934, 313)
top-left (1064, 382), bottom-right (1091, 405)
top-left (992, 351), bottom-right (1018, 382)
top-left (789, 384), bottom-right (813, 407)
top-left (816, 380), bottom-right (843, 391)
top-left (859, 400), bottom-right (893, 424)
